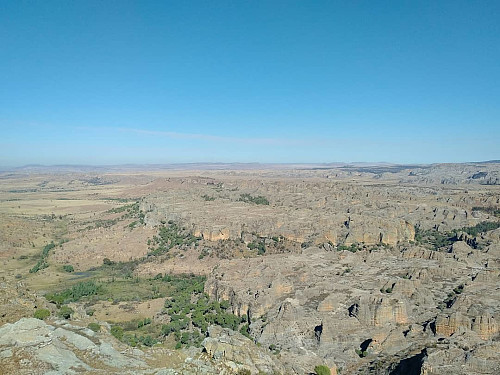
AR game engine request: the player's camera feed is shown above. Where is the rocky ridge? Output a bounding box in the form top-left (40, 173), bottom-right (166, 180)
top-left (0, 317), bottom-right (282, 375)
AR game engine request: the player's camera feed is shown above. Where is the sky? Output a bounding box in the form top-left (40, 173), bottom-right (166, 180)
top-left (1, 0), bottom-right (499, 166)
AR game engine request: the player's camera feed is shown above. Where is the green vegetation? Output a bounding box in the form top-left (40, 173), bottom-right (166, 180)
top-left (414, 227), bottom-right (454, 250)
top-left (137, 317), bottom-right (152, 328)
top-left (198, 248), bottom-right (210, 259)
top-left (34, 308), bottom-right (50, 320)
top-left (314, 365), bottom-right (332, 375)
top-left (86, 202), bottom-right (145, 231)
top-left (102, 258), bottom-right (114, 266)
top-left (337, 243), bottom-right (362, 252)
top-left (42, 266), bottom-right (248, 350)
top-left (355, 348), bottom-right (368, 358)
top-left (453, 284), bottom-right (464, 294)
top-left (472, 206), bottom-right (500, 217)
top-left (238, 193), bottom-right (269, 205)
top-left (29, 242), bottom-right (56, 273)
top-left (46, 264), bottom-right (190, 307)
top-left (201, 194), bottom-right (215, 201)
top-left (111, 324), bottom-right (158, 347)
top-left (85, 219), bottom-right (121, 230)
top-left (415, 221), bottom-right (500, 251)
top-left (58, 306), bottom-right (74, 319)
top-left (88, 322), bottom-right (100, 332)
top-left (104, 274), bottom-right (249, 349)
top-left (453, 221), bottom-right (500, 237)
top-left (247, 240), bottom-right (266, 255)
top-left (437, 284), bottom-right (465, 310)
top-left (148, 222), bottom-right (200, 256)
top-left (111, 325), bottom-right (124, 340)
top-left (106, 202), bottom-right (138, 214)
top-left (102, 197), bottom-right (136, 203)
top-left (301, 241), bottom-right (313, 249)
top-left (97, 258), bottom-right (142, 279)
top-left (62, 264), bottom-right (74, 273)
top-left (46, 281), bottom-right (101, 306)
top-left (161, 274), bottom-right (248, 348)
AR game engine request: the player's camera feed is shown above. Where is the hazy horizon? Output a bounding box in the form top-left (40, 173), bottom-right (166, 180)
top-left (1, 1), bottom-right (499, 166)
top-left (2, 160), bottom-right (500, 171)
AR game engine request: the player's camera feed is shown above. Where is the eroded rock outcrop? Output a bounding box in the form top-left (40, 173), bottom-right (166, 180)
top-left (202, 325), bottom-right (285, 375)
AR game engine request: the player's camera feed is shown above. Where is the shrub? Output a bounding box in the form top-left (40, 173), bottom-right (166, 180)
top-left (238, 193), bottom-right (269, 205)
top-left (58, 306), bottom-right (74, 319)
top-left (46, 280), bottom-right (101, 305)
top-left (314, 365), bottom-right (331, 375)
top-left (103, 258), bottom-right (114, 266)
top-left (247, 241), bottom-right (265, 255)
top-left (147, 223), bottom-right (200, 256)
top-left (29, 242), bottom-right (56, 273)
top-left (111, 325), bottom-right (124, 340)
top-left (63, 265), bottom-right (74, 273)
top-left (140, 335), bottom-right (157, 347)
top-left (88, 322), bottom-right (100, 332)
top-left (453, 284), bottom-right (464, 294)
top-left (34, 308), bottom-right (50, 320)
top-left (355, 348), bottom-right (368, 357)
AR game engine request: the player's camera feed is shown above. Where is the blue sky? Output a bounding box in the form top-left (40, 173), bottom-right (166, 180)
top-left (1, 0), bottom-right (499, 166)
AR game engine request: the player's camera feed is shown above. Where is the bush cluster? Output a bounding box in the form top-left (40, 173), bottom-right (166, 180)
top-left (63, 264), bottom-right (74, 273)
top-left (415, 221), bottom-right (500, 251)
top-left (148, 223), bottom-right (200, 256)
top-left (160, 274), bottom-right (248, 348)
top-left (46, 281), bottom-right (101, 306)
top-left (472, 206), bottom-right (500, 217)
top-left (29, 242), bottom-right (56, 273)
top-left (58, 306), bottom-right (74, 319)
top-left (247, 241), bottom-right (266, 255)
top-left (238, 193), bottom-right (269, 205)
top-left (88, 322), bottom-right (100, 332)
top-left (337, 243), bottom-right (361, 252)
top-left (34, 308), bottom-right (50, 320)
